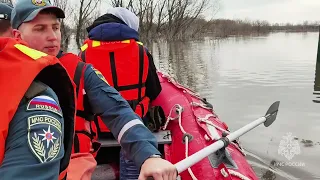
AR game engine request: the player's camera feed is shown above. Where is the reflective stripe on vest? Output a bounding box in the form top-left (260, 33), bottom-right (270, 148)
top-left (0, 38), bottom-right (76, 180)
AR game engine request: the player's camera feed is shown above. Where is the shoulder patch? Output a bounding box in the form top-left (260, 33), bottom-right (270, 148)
top-left (27, 115), bottom-right (62, 163)
top-left (27, 95), bottom-right (62, 117)
top-left (92, 67), bottom-right (109, 85)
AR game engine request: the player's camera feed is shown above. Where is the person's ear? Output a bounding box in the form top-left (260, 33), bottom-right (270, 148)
top-left (12, 29), bottom-right (22, 40)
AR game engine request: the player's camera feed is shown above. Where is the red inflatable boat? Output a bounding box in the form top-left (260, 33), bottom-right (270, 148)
top-left (151, 71), bottom-right (258, 180)
top-left (93, 71), bottom-right (259, 180)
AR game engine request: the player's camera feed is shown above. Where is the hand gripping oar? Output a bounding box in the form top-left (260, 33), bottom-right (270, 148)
top-left (146, 101), bottom-right (280, 179)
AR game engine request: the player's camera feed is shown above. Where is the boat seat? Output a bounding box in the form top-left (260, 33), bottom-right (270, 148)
top-left (99, 130), bottom-right (172, 148)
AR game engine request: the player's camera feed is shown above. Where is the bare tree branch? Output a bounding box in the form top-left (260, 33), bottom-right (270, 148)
top-left (51, 0), bottom-right (74, 51)
top-left (75, 0), bottom-right (101, 48)
top-left (103, 0), bottom-right (219, 41)
top-left (0, 0), bottom-right (13, 5)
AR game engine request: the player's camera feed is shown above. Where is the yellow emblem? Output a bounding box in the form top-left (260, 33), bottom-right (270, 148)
top-left (92, 67), bottom-right (109, 85)
top-left (32, 0), bottom-right (46, 6)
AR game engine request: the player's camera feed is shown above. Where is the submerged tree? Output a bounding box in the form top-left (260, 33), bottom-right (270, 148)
top-left (105, 0), bottom-right (220, 41)
top-left (75, 0), bottom-right (101, 48)
top-left (51, 0), bottom-right (74, 51)
top-left (0, 0), bottom-right (13, 5)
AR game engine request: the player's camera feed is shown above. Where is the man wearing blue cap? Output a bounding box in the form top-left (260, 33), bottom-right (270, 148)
top-left (10, 0), bottom-right (177, 180)
top-left (0, 3), bottom-right (78, 180)
top-left (0, 3), bottom-right (13, 37)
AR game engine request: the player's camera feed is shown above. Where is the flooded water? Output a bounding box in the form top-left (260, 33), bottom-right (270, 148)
top-left (151, 32), bottom-right (320, 180)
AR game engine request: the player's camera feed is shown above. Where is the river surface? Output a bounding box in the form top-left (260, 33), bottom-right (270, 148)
top-left (151, 32), bottom-right (320, 180)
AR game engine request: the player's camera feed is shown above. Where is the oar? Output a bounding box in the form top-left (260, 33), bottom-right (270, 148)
top-left (146, 101), bottom-right (280, 179)
top-left (175, 101), bottom-right (280, 173)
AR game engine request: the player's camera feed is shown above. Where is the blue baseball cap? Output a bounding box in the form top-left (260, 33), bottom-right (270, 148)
top-left (0, 3), bottom-right (13, 20)
top-left (11, 0), bottom-right (65, 29)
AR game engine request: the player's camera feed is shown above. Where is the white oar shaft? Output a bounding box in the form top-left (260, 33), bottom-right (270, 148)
top-left (226, 116), bottom-right (266, 142)
top-left (175, 140), bottom-right (224, 173)
top-left (175, 116), bottom-right (267, 173)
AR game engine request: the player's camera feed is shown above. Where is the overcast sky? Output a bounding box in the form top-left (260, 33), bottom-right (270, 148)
top-left (214, 0), bottom-right (320, 24)
top-left (28, 0), bottom-right (318, 25)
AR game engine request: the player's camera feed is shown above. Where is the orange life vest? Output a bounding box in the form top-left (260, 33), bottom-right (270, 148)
top-left (80, 39), bottom-right (150, 134)
top-left (0, 38), bottom-right (76, 180)
top-left (58, 53), bottom-right (100, 157)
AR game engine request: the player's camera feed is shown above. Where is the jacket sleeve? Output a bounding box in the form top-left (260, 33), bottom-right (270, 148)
top-left (0, 82), bottom-right (64, 180)
top-left (145, 49), bottom-right (162, 101)
top-left (83, 64), bottom-right (161, 168)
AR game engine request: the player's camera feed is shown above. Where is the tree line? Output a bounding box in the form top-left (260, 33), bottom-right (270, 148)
top-left (2, 0), bottom-right (319, 51)
top-left (204, 19), bottom-right (319, 37)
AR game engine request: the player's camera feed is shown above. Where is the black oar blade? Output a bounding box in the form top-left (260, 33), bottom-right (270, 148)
top-left (264, 101), bottom-right (280, 127)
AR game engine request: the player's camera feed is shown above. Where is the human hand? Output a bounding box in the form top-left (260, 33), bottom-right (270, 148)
top-left (138, 157), bottom-right (177, 180)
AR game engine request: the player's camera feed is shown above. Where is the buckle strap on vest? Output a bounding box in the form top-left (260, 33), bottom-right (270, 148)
top-left (80, 49), bottom-right (86, 63)
top-left (74, 61), bottom-right (94, 121)
top-left (116, 83), bottom-right (146, 91)
top-left (107, 44), bottom-right (146, 115)
top-left (74, 61), bottom-right (85, 97)
top-left (127, 100), bottom-right (139, 111)
top-left (73, 134), bottom-right (80, 153)
top-left (127, 95), bottom-right (148, 116)
top-left (75, 130), bottom-right (94, 139)
top-left (76, 110), bottom-right (94, 121)
top-left (73, 130), bottom-right (99, 153)
top-left (56, 50), bottom-right (64, 59)
top-left (138, 44), bottom-right (144, 102)
top-left (138, 103), bottom-right (145, 118)
top-left (109, 51), bottom-right (118, 89)
top-left (108, 44), bottom-right (145, 100)
top-left (73, 131), bottom-right (93, 153)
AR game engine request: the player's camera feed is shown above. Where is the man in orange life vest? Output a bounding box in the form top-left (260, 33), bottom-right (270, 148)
top-left (10, 0), bottom-right (177, 179)
top-left (82, 7), bottom-right (162, 179)
top-left (0, 3), bottom-right (13, 37)
top-left (0, 37), bottom-right (76, 179)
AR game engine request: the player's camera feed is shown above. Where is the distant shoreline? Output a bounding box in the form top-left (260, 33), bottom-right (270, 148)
top-left (131, 18), bottom-right (320, 41)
